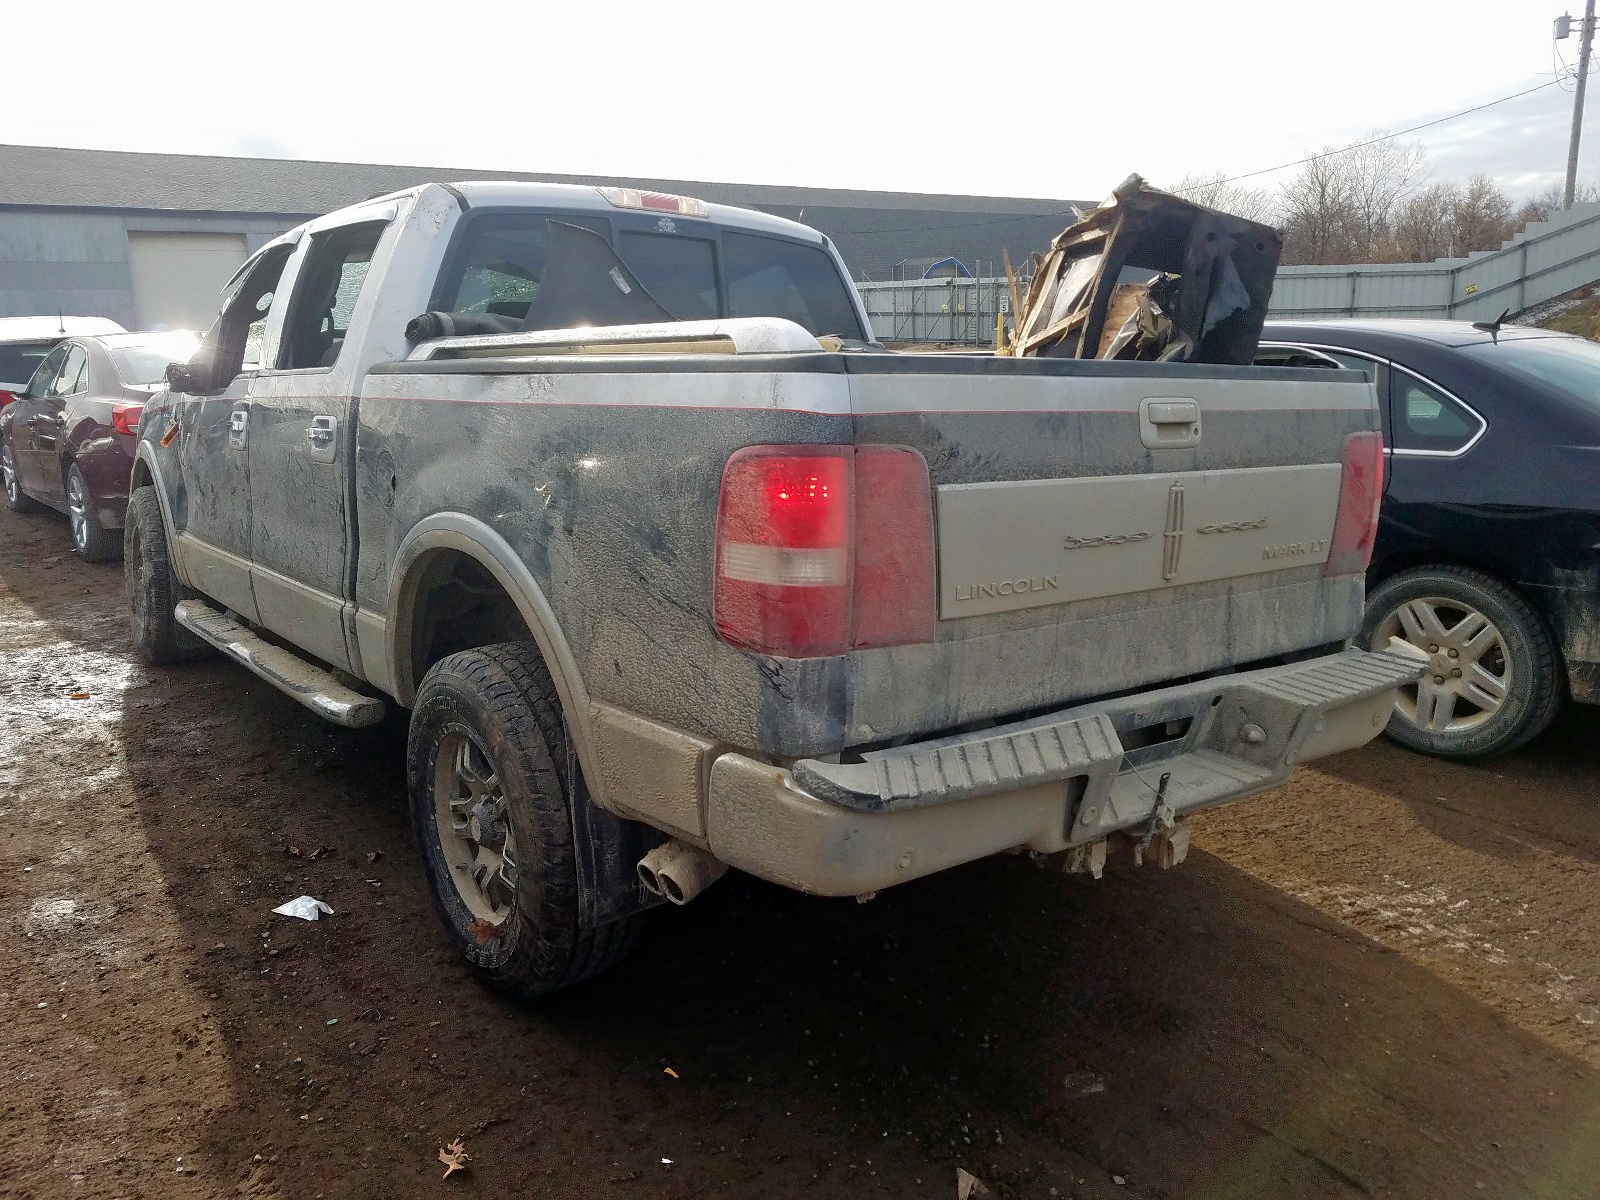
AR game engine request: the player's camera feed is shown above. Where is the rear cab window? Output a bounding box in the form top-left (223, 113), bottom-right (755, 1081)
top-left (432, 213), bottom-right (613, 317)
top-left (724, 232), bottom-right (865, 339)
top-left (618, 232), bottom-right (719, 320)
top-left (431, 208), bottom-right (865, 339)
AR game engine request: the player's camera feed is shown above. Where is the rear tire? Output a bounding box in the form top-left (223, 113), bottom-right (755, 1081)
top-left (67, 462), bottom-right (117, 563)
top-left (1362, 565), bottom-right (1562, 759)
top-left (2, 436), bottom-right (40, 514)
top-left (125, 486), bottom-right (203, 664)
top-left (408, 641), bottom-right (640, 998)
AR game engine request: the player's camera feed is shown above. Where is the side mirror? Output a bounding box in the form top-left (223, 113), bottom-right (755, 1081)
top-left (165, 360), bottom-right (209, 393)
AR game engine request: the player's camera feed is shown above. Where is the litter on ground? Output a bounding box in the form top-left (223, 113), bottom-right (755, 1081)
top-left (271, 896), bottom-right (333, 921)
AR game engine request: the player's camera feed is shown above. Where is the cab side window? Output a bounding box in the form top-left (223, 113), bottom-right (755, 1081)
top-left (278, 222), bottom-right (386, 370)
top-left (1391, 372), bottom-right (1481, 454)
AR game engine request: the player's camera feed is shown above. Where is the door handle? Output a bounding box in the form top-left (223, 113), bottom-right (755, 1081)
top-left (228, 408), bottom-right (248, 451)
top-left (1146, 400), bottom-right (1200, 425)
top-left (1139, 397), bottom-right (1202, 449)
top-left (307, 415), bottom-right (337, 445)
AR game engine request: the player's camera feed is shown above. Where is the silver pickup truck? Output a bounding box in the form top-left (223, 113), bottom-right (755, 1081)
top-left (125, 180), bottom-right (1417, 996)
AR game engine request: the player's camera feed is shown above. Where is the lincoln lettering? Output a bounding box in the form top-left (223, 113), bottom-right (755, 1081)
top-left (954, 576), bottom-right (1061, 602)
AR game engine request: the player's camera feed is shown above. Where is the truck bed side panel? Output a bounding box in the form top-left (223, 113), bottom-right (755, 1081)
top-left (356, 356), bottom-right (853, 752)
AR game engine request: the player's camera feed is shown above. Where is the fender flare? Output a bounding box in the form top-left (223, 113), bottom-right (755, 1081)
top-left (132, 442), bottom-right (191, 588)
top-left (386, 514), bottom-right (607, 812)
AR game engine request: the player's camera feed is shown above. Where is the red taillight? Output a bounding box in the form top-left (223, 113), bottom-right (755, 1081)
top-left (112, 402), bottom-right (144, 437)
top-left (1324, 430), bottom-right (1384, 577)
top-left (851, 446), bottom-right (938, 649)
top-left (713, 445), bottom-right (936, 657)
top-left (0, 390), bottom-right (15, 408)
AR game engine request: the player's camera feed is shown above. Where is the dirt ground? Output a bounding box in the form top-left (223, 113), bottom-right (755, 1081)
top-left (3, 503), bottom-right (1600, 1200)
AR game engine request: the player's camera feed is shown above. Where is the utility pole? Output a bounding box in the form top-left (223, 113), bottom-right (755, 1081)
top-left (1564, 1), bottom-right (1596, 208)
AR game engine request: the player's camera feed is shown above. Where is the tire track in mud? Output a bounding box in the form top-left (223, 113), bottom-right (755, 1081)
top-left (1200, 757), bottom-right (1600, 1064)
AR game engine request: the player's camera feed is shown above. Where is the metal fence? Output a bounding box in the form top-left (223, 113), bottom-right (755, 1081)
top-left (855, 276), bottom-right (1023, 345)
top-left (854, 199), bottom-right (1600, 342)
top-left (1266, 200), bottom-right (1600, 321)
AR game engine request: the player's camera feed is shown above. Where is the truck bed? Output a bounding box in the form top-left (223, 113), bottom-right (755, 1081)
top-left (356, 344), bottom-right (1372, 760)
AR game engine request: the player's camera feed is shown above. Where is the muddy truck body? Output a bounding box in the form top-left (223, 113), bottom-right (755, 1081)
top-left (126, 181), bottom-right (1418, 995)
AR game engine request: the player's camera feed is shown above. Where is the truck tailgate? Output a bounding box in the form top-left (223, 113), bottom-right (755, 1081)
top-left (829, 354), bottom-right (1377, 747)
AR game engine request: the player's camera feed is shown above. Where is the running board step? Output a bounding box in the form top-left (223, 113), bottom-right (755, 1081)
top-left (174, 599), bottom-right (386, 728)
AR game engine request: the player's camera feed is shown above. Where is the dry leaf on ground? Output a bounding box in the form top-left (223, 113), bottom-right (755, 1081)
top-left (438, 1139), bottom-right (470, 1179)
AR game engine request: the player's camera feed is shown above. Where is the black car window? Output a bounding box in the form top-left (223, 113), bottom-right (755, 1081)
top-left (1391, 372), bottom-right (1480, 453)
top-left (1458, 335), bottom-right (1600, 411)
top-left (279, 221), bottom-right (386, 370)
top-left (0, 339), bottom-right (58, 387)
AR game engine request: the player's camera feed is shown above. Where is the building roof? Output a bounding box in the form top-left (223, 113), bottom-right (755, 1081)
top-left (0, 144), bottom-right (1083, 281)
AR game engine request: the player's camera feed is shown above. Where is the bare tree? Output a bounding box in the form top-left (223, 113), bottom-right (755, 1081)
top-left (1451, 174), bottom-right (1514, 255)
top-left (1277, 148), bottom-right (1361, 265)
top-left (1169, 171), bottom-right (1277, 224)
top-left (1515, 180), bottom-right (1600, 229)
top-left (1344, 135), bottom-right (1429, 255)
top-left (1276, 133), bottom-right (1428, 264)
top-left (1385, 183), bottom-right (1460, 262)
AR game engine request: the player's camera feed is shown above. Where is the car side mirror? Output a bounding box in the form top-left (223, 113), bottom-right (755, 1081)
top-left (165, 360), bottom-right (209, 394)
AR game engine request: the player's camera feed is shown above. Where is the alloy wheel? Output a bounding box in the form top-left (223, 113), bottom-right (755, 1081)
top-left (1374, 595), bottom-right (1510, 734)
top-left (432, 726), bottom-right (518, 924)
top-left (2, 443), bottom-right (16, 504)
top-left (67, 471), bottom-right (89, 552)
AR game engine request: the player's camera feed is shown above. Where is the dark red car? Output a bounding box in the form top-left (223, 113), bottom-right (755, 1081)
top-left (1, 331), bottom-right (197, 561)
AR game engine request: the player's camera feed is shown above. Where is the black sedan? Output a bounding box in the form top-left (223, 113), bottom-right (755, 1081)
top-left (1257, 319), bottom-right (1600, 759)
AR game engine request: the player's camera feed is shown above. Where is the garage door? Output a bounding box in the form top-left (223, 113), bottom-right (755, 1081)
top-left (127, 232), bottom-right (249, 331)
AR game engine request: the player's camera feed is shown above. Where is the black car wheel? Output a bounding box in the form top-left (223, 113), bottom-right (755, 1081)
top-left (408, 641), bottom-right (640, 999)
top-left (2, 436), bottom-right (40, 513)
top-left (124, 486), bottom-right (203, 664)
top-left (66, 462), bottom-right (116, 562)
top-left (1362, 565), bottom-right (1562, 759)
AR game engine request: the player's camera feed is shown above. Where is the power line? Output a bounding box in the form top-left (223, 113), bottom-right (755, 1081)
top-left (1176, 78), bottom-right (1565, 193)
top-left (828, 78), bottom-right (1569, 241)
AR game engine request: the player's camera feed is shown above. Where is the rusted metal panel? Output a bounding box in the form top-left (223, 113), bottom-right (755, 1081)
top-left (1009, 175), bottom-right (1282, 365)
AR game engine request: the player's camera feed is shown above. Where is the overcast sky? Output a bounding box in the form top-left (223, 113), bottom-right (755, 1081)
top-left (3, 0), bottom-right (1588, 201)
